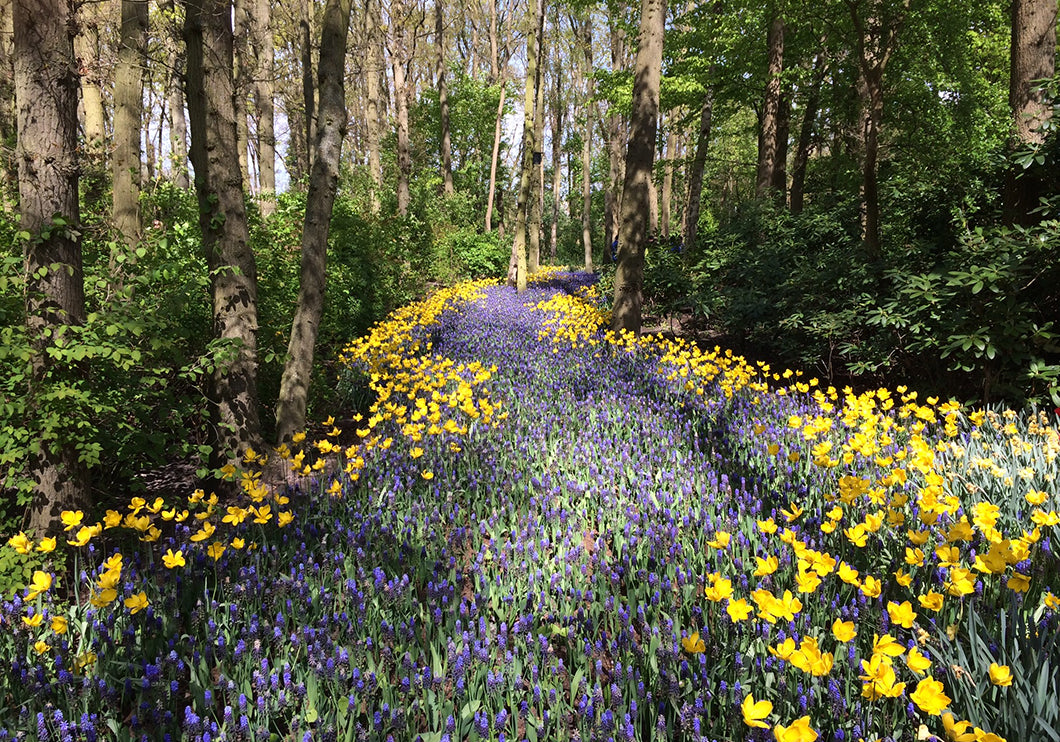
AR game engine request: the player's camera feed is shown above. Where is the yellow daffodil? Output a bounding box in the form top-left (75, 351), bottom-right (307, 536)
top-left (910, 677), bottom-right (951, 716)
top-left (36, 537), bottom-right (56, 553)
top-left (887, 600), bottom-right (917, 629)
top-left (7, 532), bottom-right (32, 554)
top-left (33, 640), bottom-right (50, 655)
top-left (50, 615), bottom-right (68, 635)
top-left (707, 531), bottom-right (731, 549)
top-left (754, 555), bottom-right (779, 576)
top-left (681, 631), bottom-right (705, 654)
top-left (727, 598), bottom-right (753, 622)
top-left (24, 571), bottom-right (53, 601)
top-left (162, 549), bottom-right (185, 569)
top-left (772, 716), bottom-right (819, 742)
top-left (906, 646), bottom-right (932, 675)
top-left (124, 592), bottom-right (149, 615)
top-left (22, 612), bottom-right (43, 628)
top-left (832, 619), bottom-right (856, 642)
top-left (207, 541), bottom-right (226, 561)
top-left (988, 662), bottom-right (1012, 687)
top-left (60, 510), bottom-right (84, 531)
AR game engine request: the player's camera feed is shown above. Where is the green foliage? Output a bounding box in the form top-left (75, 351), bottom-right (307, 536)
top-left (929, 593), bottom-right (1060, 741)
top-left (436, 226), bottom-right (507, 280)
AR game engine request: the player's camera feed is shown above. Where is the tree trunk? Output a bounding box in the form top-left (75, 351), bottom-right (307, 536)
top-left (184, 0), bottom-right (262, 464)
top-left (233, 0), bottom-right (251, 189)
top-left (508, 0), bottom-right (542, 291)
top-left (251, 0), bottom-right (275, 214)
top-left (683, 89), bottom-right (713, 253)
top-left (528, 24), bottom-right (545, 275)
top-left (436, 0), bottom-right (455, 195)
top-left (162, 0), bottom-right (190, 188)
top-left (549, 54), bottom-right (562, 265)
top-left (485, 81), bottom-right (506, 230)
top-left (661, 125), bottom-right (675, 237)
top-left (604, 4), bottom-right (627, 251)
top-left (74, 2), bottom-right (106, 210)
top-left (365, 0), bottom-right (383, 212)
top-left (612, 0), bottom-right (666, 334)
top-left (301, 2), bottom-right (315, 177)
top-left (113, 0), bottom-right (148, 246)
top-left (15, 0), bottom-right (88, 536)
top-left (772, 90), bottom-right (790, 205)
top-left (1005, 0), bottom-right (1057, 222)
top-left (789, 54), bottom-right (824, 214)
top-left (580, 13), bottom-right (593, 271)
top-left (275, 0), bottom-right (352, 442)
top-left (756, 13), bottom-right (784, 199)
top-left (0, 0), bottom-right (18, 210)
top-left (390, 0), bottom-right (412, 216)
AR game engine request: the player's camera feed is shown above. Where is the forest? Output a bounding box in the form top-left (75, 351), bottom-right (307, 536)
top-left (0, 0), bottom-right (1059, 740)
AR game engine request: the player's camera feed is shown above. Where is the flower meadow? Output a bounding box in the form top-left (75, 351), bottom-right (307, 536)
top-left (3, 269), bottom-right (1060, 742)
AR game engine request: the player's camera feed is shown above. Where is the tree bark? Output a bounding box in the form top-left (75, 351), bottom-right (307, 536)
top-left (528, 22), bottom-right (545, 275)
top-left (113, 0), bottom-right (148, 246)
top-left (15, 0), bottom-right (88, 535)
top-left (275, 0), bottom-right (352, 442)
top-left (301, 2), bottom-right (316, 177)
top-left (485, 81), bottom-right (506, 230)
top-left (661, 125), bottom-right (675, 237)
top-left (74, 1), bottom-right (107, 210)
top-left (184, 0), bottom-right (262, 464)
top-left (508, 0), bottom-right (542, 291)
top-left (436, 0), bottom-right (455, 195)
top-left (683, 89), bottom-right (713, 253)
top-left (790, 53), bottom-right (824, 214)
top-left (1005, 0), bottom-right (1057, 222)
top-left (549, 53), bottom-right (562, 265)
top-left (0, 0), bottom-right (18, 210)
top-left (251, 0), bottom-right (275, 214)
top-left (612, 0), bottom-right (666, 334)
top-left (390, 0), bottom-right (412, 216)
top-left (365, 0), bottom-right (383, 212)
top-left (579, 12), bottom-right (593, 271)
top-left (233, 0), bottom-right (251, 189)
top-left (604, 3), bottom-right (627, 251)
top-left (756, 12), bottom-right (784, 199)
top-left (161, 0), bottom-right (191, 188)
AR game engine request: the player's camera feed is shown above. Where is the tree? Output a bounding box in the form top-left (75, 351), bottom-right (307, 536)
top-left (160, 0), bottom-right (190, 188)
top-left (577, 11), bottom-right (594, 271)
top-left (436, 0), bottom-right (455, 195)
top-left (250, 0), bottom-right (276, 214)
top-left (508, 0), bottom-right (543, 292)
top-left (612, 0), bottom-right (666, 333)
top-left (275, 0), bottom-right (353, 442)
top-left (74, 0), bottom-right (107, 209)
top-left (364, 0), bottom-right (384, 211)
top-left (113, 0), bottom-right (148, 246)
top-left (184, 0), bottom-right (262, 463)
top-left (683, 89), bottom-right (713, 253)
top-left (389, 0), bottom-right (417, 216)
top-left (1005, 0), bottom-right (1056, 221)
top-left (14, 0), bottom-right (87, 535)
top-left (756, 11), bottom-right (785, 200)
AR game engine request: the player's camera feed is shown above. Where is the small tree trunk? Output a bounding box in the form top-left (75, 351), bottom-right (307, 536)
top-left (390, 0), bottom-right (412, 216)
top-left (301, 2), bottom-right (315, 177)
top-left (15, 0), bottom-right (88, 535)
top-left (612, 0), bottom-right (666, 334)
top-left (252, 0), bottom-right (275, 215)
top-left (857, 67), bottom-right (883, 259)
top-left (162, 0), bottom-right (190, 188)
top-left (756, 13), bottom-right (784, 199)
top-left (75, 2), bottom-right (106, 210)
top-left (485, 81), bottom-right (506, 230)
top-left (233, 0), bottom-right (251, 189)
top-left (661, 125), bottom-right (675, 237)
top-left (436, 0), bottom-right (454, 195)
top-left (683, 90), bottom-right (713, 253)
top-left (185, 0), bottom-right (262, 464)
top-left (365, 0), bottom-right (383, 212)
top-left (275, 0), bottom-right (352, 442)
top-left (113, 0), bottom-right (148, 246)
top-left (508, 0), bottom-right (541, 291)
top-left (528, 28), bottom-right (545, 275)
top-left (580, 13), bottom-right (593, 271)
top-left (604, 4), bottom-right (627, 250)
top-left (789, 54), bottom-right (823, 214)
top-left (549, 58), bottom-right (562, 265)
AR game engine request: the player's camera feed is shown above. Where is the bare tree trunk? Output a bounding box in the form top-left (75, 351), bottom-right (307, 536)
top-left (233, 0), bottom-right (251, 189)
top-left (604, 4), bottom-right (627, 251)
top-left (508, 0), bottom-right (542, 291)
top-left (528, 25), bottom-right (545, 275)
top-left (251, 0), bottom-right (275, 214)
top-left (390, 0), bottom-right (412, 216)
top-left (15, 0), bottom-right (88, 535)
top-left (161, 0), bottom-right (190, 188)
top-left (301, 1), bottom-right (316, 177)
top-left (683, 90), bottom-right (713, 253)
top-left (364, 0), bottom-right (383, 212)
top-left (436, 0), bottom-right (454, 195)
top-left (485, 82), bottom-right (506, 230)
top-left (549, 54), bottom-right (562, 265)
top-left (612, 0), bottom-right (666, 334)
top-left (275, 0), bottom-right (352, 441)
top-left (661, 125), bottom-right (675, 237)
top-left (0, 0), bottom-right (19, 210)
top-left (1005, 0), bottom-right (1056, 222)
top-left (648, 169), bottom-right (658, 232)
top-left (789, 53), bottom-right (824, 214)
top-left (75, 1), bottom-right (106, 210)
top-left (113, 0), bottom-right (148, 246)
top-left (185, 0), bottom-right (262, 463)
top-left (579, 12), bottom-right (593, 271)
top-left (756, 13), bottom-right (784, 199)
